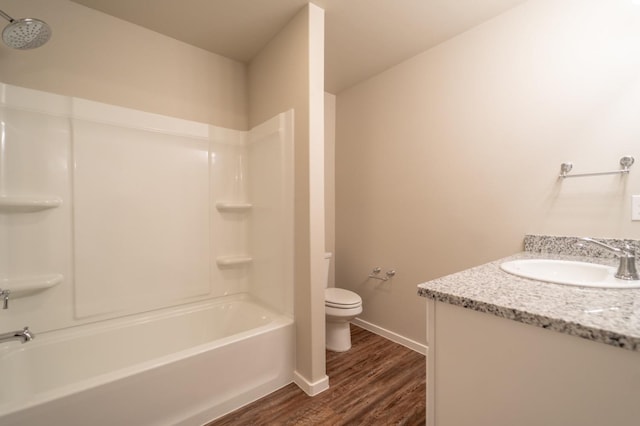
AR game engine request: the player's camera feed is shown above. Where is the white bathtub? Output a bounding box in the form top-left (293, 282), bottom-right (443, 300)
top-left (0, 294), bottom-right (294, 426)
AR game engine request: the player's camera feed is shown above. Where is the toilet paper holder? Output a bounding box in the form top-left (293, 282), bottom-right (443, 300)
top-left (368, 267), bottom-right (396, 281)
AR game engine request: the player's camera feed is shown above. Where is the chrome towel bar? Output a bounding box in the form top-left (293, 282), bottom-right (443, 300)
top-left (559, 155), bottom-right (634, 178)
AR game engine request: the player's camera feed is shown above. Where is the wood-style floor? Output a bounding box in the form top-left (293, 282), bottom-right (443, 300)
top-left (208, 325), bottom-right (426, 425)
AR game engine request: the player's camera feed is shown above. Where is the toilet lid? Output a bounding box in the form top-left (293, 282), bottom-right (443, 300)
top-left (325, 288), bottom-right (362, 308)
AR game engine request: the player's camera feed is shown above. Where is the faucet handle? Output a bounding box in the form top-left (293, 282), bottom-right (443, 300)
top-left (21, 326), bottom-right (34, 342)
top-left (580, 237), bottom-right (628, 257)
top-left (623, 243), bottom-right (636, 256)
top-left (0, 289), bottom-right (9, 309)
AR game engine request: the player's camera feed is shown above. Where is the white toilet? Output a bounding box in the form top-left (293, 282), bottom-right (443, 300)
top-left (324, 253), bottom-right (363, 352)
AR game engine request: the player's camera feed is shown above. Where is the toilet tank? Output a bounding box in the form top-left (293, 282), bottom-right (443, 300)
top-left (323, 253), bottom-right (332, 289)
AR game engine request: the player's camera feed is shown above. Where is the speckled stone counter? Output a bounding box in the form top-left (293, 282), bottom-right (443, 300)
top-left (417, 235), bottom-right (640, 352)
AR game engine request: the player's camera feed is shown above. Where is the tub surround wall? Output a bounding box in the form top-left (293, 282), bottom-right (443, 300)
top-left (336, 0), bottom-right (640, 347)
top-left (72, 102), bottom-right (211, 318)
top-left (0, 82), bottom-right (293, 334)
top-left (247, 112), bottom-right (295, 316)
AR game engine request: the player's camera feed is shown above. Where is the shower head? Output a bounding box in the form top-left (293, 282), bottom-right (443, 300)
top-left (0, 9), bottom-right (51, 50)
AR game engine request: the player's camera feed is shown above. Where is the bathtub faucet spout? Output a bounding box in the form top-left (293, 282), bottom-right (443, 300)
top-left (0, 326), bottom-right (34, 344)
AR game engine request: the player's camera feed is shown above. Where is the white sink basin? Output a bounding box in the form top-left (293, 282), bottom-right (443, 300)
top-left (500, 259), bottom-right (640, 289)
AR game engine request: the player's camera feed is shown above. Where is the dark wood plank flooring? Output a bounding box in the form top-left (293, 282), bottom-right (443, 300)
top-left (208, 325), bottom-right (426, 425)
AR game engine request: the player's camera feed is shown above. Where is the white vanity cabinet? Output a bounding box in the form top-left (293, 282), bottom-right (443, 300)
top-left (425, 299), bottom-right (640, 426)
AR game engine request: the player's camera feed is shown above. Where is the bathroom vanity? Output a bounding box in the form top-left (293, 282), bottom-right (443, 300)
top-left (418, 235), bottom-right (640, 426)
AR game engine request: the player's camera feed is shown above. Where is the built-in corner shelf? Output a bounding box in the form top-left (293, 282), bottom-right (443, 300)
top-left (215, 202), bottom-right (253, 212)
top-left (0, 273), bottom-right (63, 298)
top-left (216, 256), bottom-right (253, 267)
top-left (0, 195), bottom-right (63, 213)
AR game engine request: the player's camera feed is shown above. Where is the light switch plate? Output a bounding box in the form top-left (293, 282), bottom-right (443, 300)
top-left (633, 195), bottom-right (640, 221)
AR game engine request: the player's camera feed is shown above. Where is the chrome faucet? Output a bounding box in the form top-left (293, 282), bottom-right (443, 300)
top-left (580, 237), bottom-right (639, 281)
top-left (0, 327), bottom-right (34, 344)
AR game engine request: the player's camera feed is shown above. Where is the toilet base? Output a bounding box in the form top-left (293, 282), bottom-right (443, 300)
top-left (326, 320), bottom-right (353, 352)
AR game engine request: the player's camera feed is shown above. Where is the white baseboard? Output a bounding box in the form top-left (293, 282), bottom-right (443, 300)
top-left (293, 371), bottom-right (330, 396)
top-left (352, 318), bottom-right (427, 355)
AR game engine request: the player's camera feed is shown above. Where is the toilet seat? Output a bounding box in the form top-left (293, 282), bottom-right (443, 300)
top-left (325, 288), bottom-right (362, 309)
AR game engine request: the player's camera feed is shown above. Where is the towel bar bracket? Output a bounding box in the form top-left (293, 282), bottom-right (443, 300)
top-left (368, 267), bottom-right (396, 281)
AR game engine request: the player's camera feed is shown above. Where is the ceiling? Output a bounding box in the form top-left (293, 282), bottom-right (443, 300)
top-left (71, 0), bottom-right (528, 93)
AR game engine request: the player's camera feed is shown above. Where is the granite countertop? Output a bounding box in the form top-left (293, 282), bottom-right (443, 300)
top-left (417, 235), bottom-right (640, 352)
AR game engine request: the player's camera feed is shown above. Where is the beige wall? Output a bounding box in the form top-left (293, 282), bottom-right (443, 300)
top-left (325, 92), bottom-right (336, 287)
top-left (248, 4), bottom-right (327, 391)
top-left (336, 0), bottom-right (640, 345)
top-left (0, 0), bottom-right (247, 129)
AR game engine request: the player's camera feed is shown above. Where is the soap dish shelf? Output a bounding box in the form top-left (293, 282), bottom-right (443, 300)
top-left (215, 202), bottom-right (253, 212)
top-left (0, 274), bottom-right (63, 298)
top-left (0, 195), bottom-right (63, 212)
top-left (216, 256), bottom-right (253, 267)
